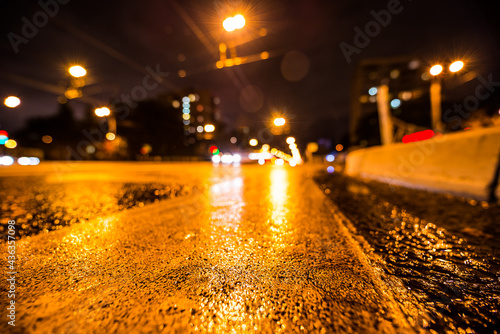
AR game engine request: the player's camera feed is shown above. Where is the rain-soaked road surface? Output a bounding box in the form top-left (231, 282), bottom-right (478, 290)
top-left (316, 171), bottom-right (500, 333)
top-left (1, 162), bottom-right (417, 333)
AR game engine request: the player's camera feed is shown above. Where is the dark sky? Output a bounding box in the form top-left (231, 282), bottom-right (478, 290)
top-left (0, 0), bottom-right (498, 143)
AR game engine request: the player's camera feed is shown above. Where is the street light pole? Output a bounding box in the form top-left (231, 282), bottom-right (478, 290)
top-left (376, 84), bottom-right (394, 145)
top-left (430, 77), bottom-right (444, 132)
top-left (429, 61), bottom-right (464, 133)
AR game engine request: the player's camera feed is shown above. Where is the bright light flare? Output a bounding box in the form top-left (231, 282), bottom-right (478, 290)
top-left (273, 117), bottom-right (286, 126)
top-left (204, 124), bottom-right (215, 133)
top-left (286, 137), bottom-right (295, 145)
top-left (4, 96), bottom-right (21, 108)
top-left (106, 132), bottom-right (116, 140)
top-left (95, 107), bottom-right (111, 117)
top-left (249, 138), bottom-right (258, 146)
top-left (69, 65), bottom-right (87, 78)
top-left (223, 14), bottom-right (245, 32)
top-left (449, 61), bottom-right (464, 73)
top-left (430, 64), bottom-right (443, 76)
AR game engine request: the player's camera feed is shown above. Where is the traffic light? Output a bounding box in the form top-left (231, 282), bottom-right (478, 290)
top-left (209, 145), bottom-right (219, 155)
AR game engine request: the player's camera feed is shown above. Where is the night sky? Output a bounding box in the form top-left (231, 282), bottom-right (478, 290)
top-left (1, 0), bottom-right (498, 143)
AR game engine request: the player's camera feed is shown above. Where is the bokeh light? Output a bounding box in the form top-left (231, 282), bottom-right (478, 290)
top-left (204, 124), bottom-right (215, 133)
top-left (42, 135), bottom-right (53, 144)
top-left (68, 65), bottom-right (86, 78)
top-left (274, 117), bottom-right (286, 126)
top-left (368, 87), bottom-right (378, 96)
top-left (5, 139), bottom-right (17, 149)
top-left (4, 96), bottom-right (21, 108)
top-left (430, 64), bottom-right (443, 76)
top-left (449, 61), bottom-right (464, 73)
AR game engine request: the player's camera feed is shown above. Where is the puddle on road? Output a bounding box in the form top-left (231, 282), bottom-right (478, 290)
top-left (316, 172), bottom-right (500, 333)
top-left (0, 177), bottom-right (195, 237)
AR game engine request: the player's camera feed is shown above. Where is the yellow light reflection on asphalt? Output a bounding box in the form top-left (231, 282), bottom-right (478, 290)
top-left (268, 167), bottom-right (291, 247)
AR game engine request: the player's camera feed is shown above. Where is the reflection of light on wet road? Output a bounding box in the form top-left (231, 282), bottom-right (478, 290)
top-left (268, 167), bottom-right (291, 247)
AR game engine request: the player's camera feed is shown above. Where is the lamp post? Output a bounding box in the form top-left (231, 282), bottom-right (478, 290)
top-left (95, 107), bottom-right (116, 139)
top-left (429, 61), bottom-right (464, 132)
top-left (218, 14), bottom-right (246, 68)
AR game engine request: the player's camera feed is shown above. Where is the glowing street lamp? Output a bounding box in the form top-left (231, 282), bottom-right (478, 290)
top-left (273, 117), bottom-right (286, 127)
top-left (4, 96), bottom-right (21, 108)
top-left (95, 107), bottom-right (116, 135)
top-left (429, 60), bottom-right (465, 132)
top-left (449, 60), bottom-right (464, 73)
top-left (68, 65), bottom-right (87, 78)
top-left (429, 64), bottom-right (443, 76)
top-left (223, 14), bottom-right (246, 32)
top-left (95, 107), bottom-right (111, 117)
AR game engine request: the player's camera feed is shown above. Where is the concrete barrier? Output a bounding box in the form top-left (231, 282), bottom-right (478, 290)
top-left (345, 127), bottom-right (500, 201)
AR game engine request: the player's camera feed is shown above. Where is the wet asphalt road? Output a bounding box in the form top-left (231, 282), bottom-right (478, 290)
top-left (316, 172), bottom-right (500, 333)
top-left (1, 162), bottom-right (416, 333)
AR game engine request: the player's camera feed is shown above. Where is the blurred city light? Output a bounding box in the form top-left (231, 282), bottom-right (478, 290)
top-left (204, 124), bottom-right (215, 133)
top-left (106, 132), bottom-right (116, 141)
top-left (210, 145), bottom-right (219, 155)
top-left (0, 130), bottom-right (8, 145)
top-left (5, 139), bottom-right (17, 149)
top-left (449, 60), bottom-right (464, 73)
top-left (212, 155), bottom-right (221, 164)
top-left (249, 138), bottom-right (258, 146)
top-left (223, 14), bottom-right (245, 32)
top-left (42, 135), bottom-right (53, 144)
top-left (430, 64), bottom-right (443, 76)
top-left (327, 166), bottom-right (335, 173)
top-left (368, 87), bottom-right (378, 96)
top-left (233, 154), bottom-right (242, 163)
top-left (286, 137), bottom-right (295, 144)
top-left (4, 96), bottom-right (21, 108)
top-left (326, 154), bottom-right (335, 162)
top-left (68, 65), bottom-right (87, 78)
top-left (390, 99), bottom-right (401, 109)
top-left (95, 107), bottom-right (111, 117)
top-left (273, 117), bottom-right (286, 126)
top-left (230, 136), bottom-right (237, 144)
top-left (17, 157), bottom-right (31, 165)
top-left (335, 144), bottom-right (343, 152)
top-left (221, 154), bottom-right (234, 164)
top-left (275, 158), bottom-right (284, 166)
top-left (0, 156), bottom-right (14, 166)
